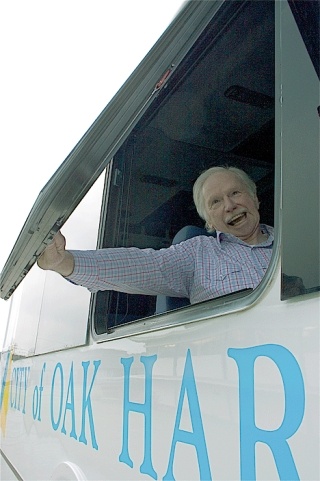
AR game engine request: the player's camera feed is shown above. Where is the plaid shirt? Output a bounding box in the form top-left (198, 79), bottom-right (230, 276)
top-left (67, 225), bottom-right (273, 304)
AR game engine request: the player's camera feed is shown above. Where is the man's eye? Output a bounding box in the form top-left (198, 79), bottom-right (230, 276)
top-left (210, 199), bottom-right (220, 209)
top-left (232, 190), bottom-right (241, 196)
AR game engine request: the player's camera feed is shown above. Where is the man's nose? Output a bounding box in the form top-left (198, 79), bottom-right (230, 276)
top-left (223, 195), bottom-right (237, 211)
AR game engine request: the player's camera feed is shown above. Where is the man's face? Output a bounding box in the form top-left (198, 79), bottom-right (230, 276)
top-left (202, 171), bottom-right (261, 244)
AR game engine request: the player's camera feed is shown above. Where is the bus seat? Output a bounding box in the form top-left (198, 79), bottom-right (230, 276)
top-left (155, 226), bottom-right (213, 314)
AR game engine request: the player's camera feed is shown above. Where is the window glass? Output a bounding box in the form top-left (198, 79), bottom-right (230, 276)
top-left (288, 0), bottom-right (319, 79)
top-left (281, 0), bottom-right (320, 299)
top-left (8, 174), bottom-right (104, 356)
top-left (94, 0), bottom-right (275, 334)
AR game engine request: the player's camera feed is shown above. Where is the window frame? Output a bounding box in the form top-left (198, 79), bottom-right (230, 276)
top-left (279, 0), bottom-right (320, 299)
top-left (90, 0), bottom-right (281, 342)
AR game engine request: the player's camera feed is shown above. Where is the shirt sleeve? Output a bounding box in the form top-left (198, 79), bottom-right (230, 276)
top-left (66, 241), bottom-right (197, 298)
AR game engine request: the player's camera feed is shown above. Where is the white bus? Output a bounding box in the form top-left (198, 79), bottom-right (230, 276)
top-left (1, 1), bottom-right (319, 480)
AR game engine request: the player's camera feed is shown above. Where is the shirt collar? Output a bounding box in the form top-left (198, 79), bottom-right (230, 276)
top-left (216, 224), bottom-right (274, 246)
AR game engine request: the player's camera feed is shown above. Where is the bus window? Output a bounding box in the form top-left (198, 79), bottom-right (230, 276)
top-left (281, 0), bottom-right (320, 299)
top-left (93, 0), bottom-right (276, 334)
top-left (288, 0), bottom-right (319, 79)
top-left (7, 174), bottom-right (104, 356)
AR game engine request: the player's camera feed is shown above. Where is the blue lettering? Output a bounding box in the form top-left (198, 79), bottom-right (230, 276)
top-left (228, 344), bottom-right (305, 481)
top-left (163, 349), bottom-right (212, 481)
top-left (9, 365), bottom-right (30, 413)
top-left (16, 368), bottom-right (22, 410)
top-left (37, 363), bottom-right (46, 421)
top-left (22, 366), bottom-right (31, 414)
top-left (51, 362), bottom-right (64, 431)
top-left (0, 352), bottom-right (11, 411)
top-left (78, 360), bottom-right (101, 450)
top-left (10, 367), bottom-right (18, 409)
top-left (119, 355), bottom-right (157, 480)
top-left (61, 362), bottom-right (77, 440)
top-left (32, 385), bottom-right (39, 420)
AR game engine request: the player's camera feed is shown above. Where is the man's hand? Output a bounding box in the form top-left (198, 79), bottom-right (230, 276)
top-left (37, 231), bottom-right (75, 277)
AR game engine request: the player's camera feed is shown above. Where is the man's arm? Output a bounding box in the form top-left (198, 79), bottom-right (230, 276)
top-left (37, 231), bottom-right (196, 298)
top-left (37, 231), bottom-right (75, 277)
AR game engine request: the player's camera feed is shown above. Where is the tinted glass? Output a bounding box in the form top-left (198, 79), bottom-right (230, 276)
top-left (94, 0), bottom-right (275, 334)
top-left (281, 0), bottom-right (320, 299)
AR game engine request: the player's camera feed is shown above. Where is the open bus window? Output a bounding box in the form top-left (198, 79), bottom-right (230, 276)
top-left (281, 0), bottom-right (320, 299)
top-left (288, 0), bottom-right (320, 79)
top-left (4, 175), bottom-right (104, 356)
top-left (93, 0), bottom-right (275, 334)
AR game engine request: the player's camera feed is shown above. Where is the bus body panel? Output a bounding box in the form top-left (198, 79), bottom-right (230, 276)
top-left (1, 0), bottom-right (319, 479)
top-left (1, 265), bottom-right (319, 480)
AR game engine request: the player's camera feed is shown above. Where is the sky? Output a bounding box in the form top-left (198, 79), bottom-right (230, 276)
top-left (0, 0), bottom-right (184, 348)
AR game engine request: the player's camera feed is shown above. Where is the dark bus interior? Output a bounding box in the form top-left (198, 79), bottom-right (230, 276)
top-left (94, 0), bottom-right (275, 333)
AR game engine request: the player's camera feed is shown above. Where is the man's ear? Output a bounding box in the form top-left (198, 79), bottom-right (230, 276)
top-left (205, 221), bottom-right (215, 233)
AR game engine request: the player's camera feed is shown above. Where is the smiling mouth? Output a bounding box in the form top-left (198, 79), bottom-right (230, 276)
top-left (227, 213), bottom-right (246, 226)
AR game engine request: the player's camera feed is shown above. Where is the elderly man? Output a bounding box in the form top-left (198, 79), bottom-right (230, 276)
top-left (37, 166), bottom-right (273, 304)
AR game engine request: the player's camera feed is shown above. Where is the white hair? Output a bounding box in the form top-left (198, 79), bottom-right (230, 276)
top-left (193, 166), bottom-right (257, 231)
